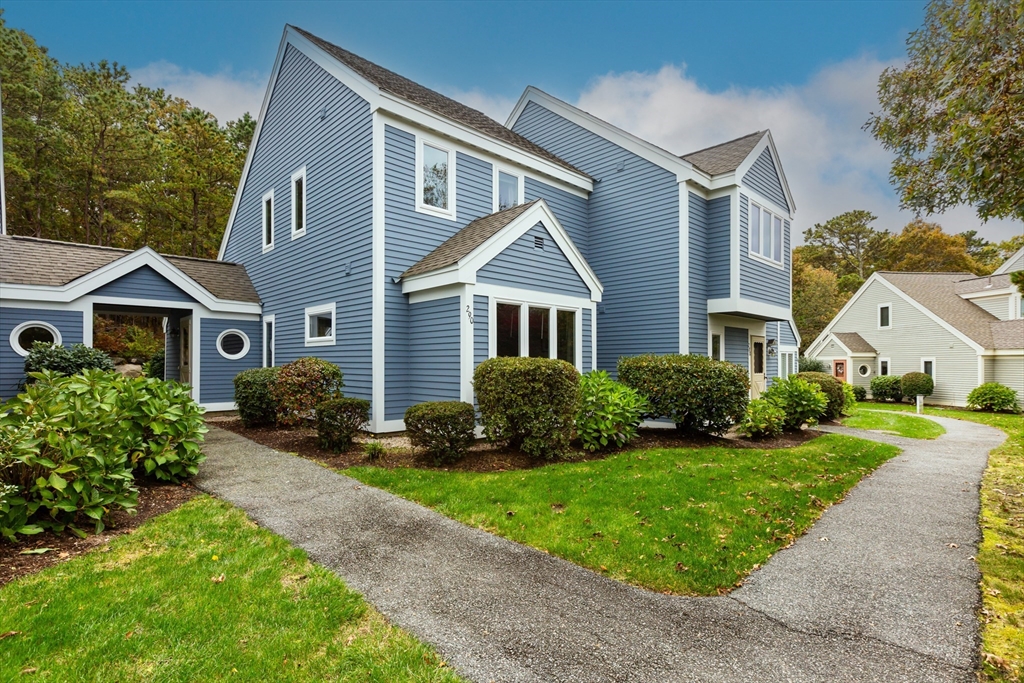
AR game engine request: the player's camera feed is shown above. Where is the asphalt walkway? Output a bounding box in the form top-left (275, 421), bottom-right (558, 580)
top-left (194, 414), bottom-right (1005, 682)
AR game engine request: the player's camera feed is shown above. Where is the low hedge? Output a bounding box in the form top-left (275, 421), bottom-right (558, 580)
top-left (577, 370), bottom-right (647, 451)
top-left (315, 397), bottom-right (370, 452)
top-left (274, 357), bottom-right (344, 427)
top-left (792, 372), bottom-right (845, 420)
top-left (617, 354), bottom-right (748, 435)
top-left (234, 367), bottom-right (281, 427)
top-left (405, 401), bottom-right (476, 464)
top-left (474, 357), bottom-right (581, 459)
top-left (901, 372), bottom-right (934, 398)
top-left (24, 342), bottom-right (114, 378)
top-left (797, 356), bottom-right (827, 373)
top-left (870, 375), bottom-right (903, 402)
top-left (967, 383), bottom-right (1020, 413)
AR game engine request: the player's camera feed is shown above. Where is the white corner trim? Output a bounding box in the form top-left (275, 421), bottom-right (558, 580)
top-left (216, 328), bottom-right (251, 360)
top-left (291, 166), bottom-right (307, 239)
top-left (370, 110), bottom-right (386, 432)
top-left (304, 302), bottom-right (337, 346)
top-left (678, 180), bottom-right (689, 353)
top-left (9, 320), bottom-right (61, 357)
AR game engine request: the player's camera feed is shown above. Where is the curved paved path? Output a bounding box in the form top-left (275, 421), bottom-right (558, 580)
top-left (195, 414), bottom-right (1004, 682)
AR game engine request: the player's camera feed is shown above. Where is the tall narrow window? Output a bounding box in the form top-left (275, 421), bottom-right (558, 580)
top-left (291, 167), bottom-right (306, 238)
top-left (498, 171), bottom-right (519, 210)
top-left (773, 216), bottom-right (782, 262)
top-left (496, 303), bottom-right (520, 357)
top-left (262, 190), bottom-right (274, 251)
top-left (711, 334), bottom-right (721, 360)
top-left (421, 143), bottom-right (449, 210)
top-left (879, 304), bottom-right (891, 329)
top-left (879, 359), bottom-right (889, 376)
top-left (761, 210), bottom-right (772, 259)
top-left (556, 310), bottom-right (575, 365)
top-left (749, 205), bottom-right (761, 255)
top-left (264, 318), bottom-right (274, 367)
top-left (922, 359), bottom-right (934, 377)
top-left (528, 307), bottom-right (549, 358)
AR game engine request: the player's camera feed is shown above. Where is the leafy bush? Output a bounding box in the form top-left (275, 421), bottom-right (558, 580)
top-left (618, 354), bottom-right (749, 435)
top-left (24, 342), bottom-right (114, 378)
top-left (737, 398), bottom-right (786, 439)
top-left (234, 367), bottom-right (281, 427)
top-left (474, 357), bottom-right (581, 459)
top-left (143, 349), bottom-right (166, 380)
top-left (763, 376), bottom-right (829, 430)
top-left (315, 397), bottom-right (369, 452)
top-left (967, 383), bottom-right (1021, 413)
top-left (122, 325), bottom-right (163, 362)
top-left (852, 385), bottom-right (867, 402)
top-left (798, 356), bottom-right (827, 373)
top-left (793, 372), bottom-right (845, 420)
top-left (576, 370), bottom-right (647, 451)
top-left (405, 401), bottom-right (476, 464)
top-left (364, 441), bottom-right (387, 461)
top-left (901, 372), bottom-right (934, 398)
top-left (870, 375), bottom-right (903, 402)
top-left (274, 357), bottom-right (344, 427)
top-left (841, 382), bottom-right (858, 415)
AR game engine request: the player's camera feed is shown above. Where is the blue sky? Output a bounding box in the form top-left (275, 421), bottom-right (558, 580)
top-left (4, 1), bottom-right (1021, 242)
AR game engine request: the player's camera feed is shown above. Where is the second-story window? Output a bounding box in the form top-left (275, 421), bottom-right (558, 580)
top-left (291, 166), bottom-right (306, 238)
top-left (418, 139), bottom-right (454, 217)
top-left (749, 201), bottom-right (784, 265)
top-left (497, 171), bottom-right (520, 211)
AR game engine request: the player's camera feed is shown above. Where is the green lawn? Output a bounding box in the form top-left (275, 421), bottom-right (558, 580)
top-left (346, 434), bottom-right (897, 595)
top-left (0, 496), bottom-right (461, 683)
top-left (841, 406), bottom-right (946, 439)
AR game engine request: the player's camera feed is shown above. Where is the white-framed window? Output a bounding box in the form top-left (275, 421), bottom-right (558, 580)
top-left (878, 357), bottom-right (890, 376)
top-left (493, 299), bottom-right (580, 368)
top-left (921, 357), bottom-right (936, 380)
top-left (291, 166), bottom-right (306, 239)
top-left (416, 137), bottom-right (455, 219)
top-left (263, 314), bottom-right (275, 367)
top-left (779, 350), bottom-right (795, 379)
top-left (858, 363), bottom-right (871, 377)
top-left (878, 303), bottom-right (892, 330)
top-left (261, 189), bottom-right (275, 252)
top-left (216, 329), bottom-right (251, 360)
top-left (304, 303), bottom-right (336, 346)
top-left (748, 200), bottom-right (784, 266)
top-left (711, 333), bottom-right (722, 361)
top-left (494, 167), bottom-right (524, 212)
top-left (9, 320), bottom-right (61, 357)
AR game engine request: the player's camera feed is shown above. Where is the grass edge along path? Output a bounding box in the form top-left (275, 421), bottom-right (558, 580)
top-left (841, 407), bottom-right (946, 439)
top-left (345, 433), bottom-right (898, 596)
top-left (864, 401), bottom-right (1023, 682)
top-left (0, 496), bottom-right (463, 683)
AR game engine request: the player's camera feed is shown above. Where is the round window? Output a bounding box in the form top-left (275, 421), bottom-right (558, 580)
top-left (9, 321), bottom-right (61, 357)
top-left (858, 364), bottom-right (871, 377)
top-left (216, 329), bottom-right (250, 360)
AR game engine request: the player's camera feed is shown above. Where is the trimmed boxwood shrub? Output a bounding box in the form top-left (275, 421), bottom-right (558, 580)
top-left (315, 397), bottom-right (370, 452)
top-left (793, 372), bottom-right (845, 420)
top-left (274, 357), bottom-right (344, 427)
top-left (234, 367), bottom-right (281, 427)
top-left (474, 357), bottom-right (581, 459)
top-left (405, 401), bottom-right (476, 464)
top-left (798, 356), bottom-right (827, 373)
top-left (967, 383), bottom-right (1020, 413)
top-left (577, 370), bottom-right (647, 451)
top-left (852, 385), bottom-right (867, 402)
top-left (618, 354), bottom-right (748, 435)
top-left (763, 376), bottom-right (829, 430)
top-left (901, 372), bottom-right (934, 399)
top-left (24, 342), bottom-right (114, 377)
top-left (737, 398), bottom-right (786, 439)
top-left (870, 375), bottom-right (903, 402)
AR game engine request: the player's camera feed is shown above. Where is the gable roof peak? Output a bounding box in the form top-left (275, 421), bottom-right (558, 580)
top-left (680, 130), bottom-right (767, 175)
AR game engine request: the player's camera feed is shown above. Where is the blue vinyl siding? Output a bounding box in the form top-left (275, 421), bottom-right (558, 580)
top-left (739, 194), bottom-right (791, 307)
top-left (780, 319), bottom-right (797, 347)
top-left (724, 326), bottom-right (749, 369)
top-left (707, 196), bottom-right (731, 299)
top-left (687, 192), bottom-right (708, 355)
top-left (409, 296), bottom-right (461, 405)
top-left (92, 265), bottom-right (195, 302)
top-left (583, 308), bottom-right (592, 371)
top-left (221, 45), bottom-right (373, 404)
top-left (524, 178), bottom-right (589, 259)
top-left (474, 294), bottom-right (488, 369)
top-left (0, 307), bottom-right (84, 399)
top-left (457, 152), bottom-right (493, 220)
top-left (512, 101), bottom-right (679, 373)
top-left (477, 222), bottom-right (590, 298)
top-left (199, 318), bottom-right (262, 404)
top-left (742, 148), bottom-right (788, 212)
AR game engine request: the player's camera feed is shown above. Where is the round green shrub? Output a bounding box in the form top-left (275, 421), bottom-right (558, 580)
top-left (852, 385), bottom-right (867, 402)
top-left (405, 401), bottom-right (476, 464)
top-left (901, 372), bottom-right (934, 398)
top-left (737, 398), bottom-right (786, 439)
top-left (473, 357), bottom-right (581, 459)
top-left (792, 372), bottom-right (845, 420)
top-left (870, 375), bottom-right (903, 402)
top-left (234, 367), bottom-right (281, 427)
top-left (315, 397), bottom-right (370, 452)
top-left (967, 382), bottom-right (1020, 413)
top-left (798, 356), bottom-right (827, 373)
top-left (841, 382), bottom-right (858, 415)
top-left (274, 357), bottom-right (344, 427)
top-left (577, 370), bottom-right (647, 452)
top-left (617, 354), bottom-right (749, 435)
top-left (763, 376), bottom-right (829, 430)
top-left (144, 349), bottom-right (166, 380)
top-left (24, 342), bottom-right (114, 378)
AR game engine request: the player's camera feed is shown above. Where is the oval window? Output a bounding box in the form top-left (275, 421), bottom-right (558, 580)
top-left (10, 321), bottom-right (61, 357)
top-left (216, 329), bottom-right (250, 360)
top-left (858, 364), bottom-right (871, 377)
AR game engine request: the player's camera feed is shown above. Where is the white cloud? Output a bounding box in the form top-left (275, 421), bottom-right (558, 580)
top-left (574, 58), bottom-right (1023, 244)
top-left (132, 61), bottom-right (267, 125)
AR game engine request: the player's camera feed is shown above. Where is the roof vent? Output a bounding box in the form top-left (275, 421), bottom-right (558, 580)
top-left (534, 235), bottom-right (544, 250)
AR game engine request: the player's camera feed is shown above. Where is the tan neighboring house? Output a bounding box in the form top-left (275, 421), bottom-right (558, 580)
top-left (805, 247), bottom-right (1024, 407)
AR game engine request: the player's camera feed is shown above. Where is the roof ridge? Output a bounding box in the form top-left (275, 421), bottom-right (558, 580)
top-left (3, 233), bottom-right (242, 266)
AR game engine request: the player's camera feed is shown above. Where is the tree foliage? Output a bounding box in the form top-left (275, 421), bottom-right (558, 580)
top-left (791, 251), bottom-right (846, 354)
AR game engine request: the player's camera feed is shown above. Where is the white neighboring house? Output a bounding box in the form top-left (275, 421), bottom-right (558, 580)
top-left (805, 250), bottom-right (1024, 407)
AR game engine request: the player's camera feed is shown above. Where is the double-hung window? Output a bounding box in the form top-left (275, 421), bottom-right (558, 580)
top-left (495, 300), bottom-right (578, 367)
top-left (495, 168), bottom-right (523, 211)
top-left (304, 303), bottom-right (336, 347)
top-left (417, 138), bottom-right (455, 218)
top-left (262, 190), bottom-right (274, 252)
top-left (291, 166), bottom-right (306, 239)
top-left (878, 303), bottom-right (892, 329)
top-left (748, 201), bottom-right (784, 265)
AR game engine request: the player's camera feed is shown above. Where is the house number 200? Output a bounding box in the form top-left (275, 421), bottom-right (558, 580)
top-left (465, 305), bottom-right (474, 325)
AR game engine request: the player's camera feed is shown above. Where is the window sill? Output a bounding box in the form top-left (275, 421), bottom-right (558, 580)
top-left (291, 229), bottom-right (306, 241)
top-left (304, 338), bottom-right (336, 347)
top-left (262, 244), bottom-right (274, 254)
top-left (746, 250), bottom-right (785, 270)
top-left (415, 203), bottom-right (456, 221)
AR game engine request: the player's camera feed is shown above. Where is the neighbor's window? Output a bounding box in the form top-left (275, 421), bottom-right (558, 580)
top-left (858, 364), bottom-right (871, 377)
top-left (217, 329), bottom-right (250, 360)
top-left (305, 304), bottom-right (335, 346)
top-left (879, 359), bottom-right (889, 376)
top-left (262, 190), bottom-right (274, 251)
top-left (556, 310), bottom-right (575, 365)
top-left (496, 303), bottom-right (521, 357)
top-left (420, 142), bottom-right (451, 212)
top-left (711, 333), bottom-right (721, 360)
top-left (10, 321), bottom-right (60, 357)
top-left (780, 351), bottom-right (794, 379)
top-left (749, 201), bottom-right (784, 264)
top-left (879, 304), bottom-right (891, 329)
top-left (497, 170), bottom-right (519, 211)
top-left (528, 307), bottom-right (550, 358)
top-left (922, 359), bottom-right (934, 377)
top-left (291, 167), bottom-right (306, 237)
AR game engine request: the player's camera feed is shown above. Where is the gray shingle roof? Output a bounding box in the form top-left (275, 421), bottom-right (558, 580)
top-left (879, 272), bottom-right (999, 349)
top-left (681, 131), bottom-right (766, 175)
top-left (990, 319), bottom-right (1024, 350)
top-left (401, 200), bottom-right (539, 279)
top-left (0, 235), bottom-right (261, 304)
top-left (291, 27), bottom-right (589, 180)
top-left (832, 332), bottom-right (877, 354)
top-left (954, 273), bottom-right (1014, 295)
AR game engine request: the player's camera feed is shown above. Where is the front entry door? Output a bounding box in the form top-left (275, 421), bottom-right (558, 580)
top-left (750, 335), bottom-right (766, 398)
top-left (179, 316), bottom-right (192, 393)
top-left (833, 359), bottom-right (847, 383)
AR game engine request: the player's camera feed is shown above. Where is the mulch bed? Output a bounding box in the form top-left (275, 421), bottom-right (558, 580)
top-left (0, 480), bottom-right (197, 587)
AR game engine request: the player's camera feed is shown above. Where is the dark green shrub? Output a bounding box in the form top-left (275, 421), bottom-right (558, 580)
top-left (234, 367), bottom-right (281, 427)
top-left (798, 356), bottom-right (827, 373)
top-left (617, 354), bottom-right (748, 435)
top-left (143, 349), bottom-right (166, 380)
top-left (793, 372), bottom-right (845, 420)
top-left (737, 398), bottom-right (786, 439)
top-left (405, 401), bottom-right (476, 464)
top-left (763, 376), bottom-right (829, 430)
top-left (967, 383), bottom-right (1020, 413)
top-left (24, 342), bottom-right (114, 377)
top-left (315, 397), bottom-right (369, 452)
top-left (852, 385), bottom-right (867, 402)
top-left (274, 357), bottom-right (344, 427)
top-left (577, 370), bottom-right (647, 451)
top-left (474, 357), bottom-right (581, 459)
top-left (870, 375), bottom-right (903, 402)
top-left (901, 372), bottom-right (934, 398)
